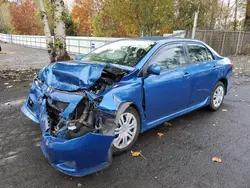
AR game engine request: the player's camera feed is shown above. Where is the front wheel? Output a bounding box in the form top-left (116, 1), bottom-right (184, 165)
top-left (209, 81), bottom-right (225, 111)
top-left (112, 107), bottom-right (140, 155)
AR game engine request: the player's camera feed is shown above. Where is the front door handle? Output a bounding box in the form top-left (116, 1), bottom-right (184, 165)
top-left (184, 72), bottom-right (189, 75)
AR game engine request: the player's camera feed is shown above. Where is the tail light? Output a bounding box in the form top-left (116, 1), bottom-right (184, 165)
top-left (230, 63), bottom-right (234, 70)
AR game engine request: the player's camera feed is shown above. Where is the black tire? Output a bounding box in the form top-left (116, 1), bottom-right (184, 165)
top-left (112, 107), bottom-right (140, 155)
top-left (209, 81), bottom-right (225, 111)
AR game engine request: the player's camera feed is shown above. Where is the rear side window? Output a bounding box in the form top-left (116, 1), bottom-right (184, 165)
top-left (187, 43), bottom-right (214, 63)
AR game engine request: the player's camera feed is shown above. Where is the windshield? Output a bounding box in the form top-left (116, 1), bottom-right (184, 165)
top-left (81, 40), bottom-right (155, 67)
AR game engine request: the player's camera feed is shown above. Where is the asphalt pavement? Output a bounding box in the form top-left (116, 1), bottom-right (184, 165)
top-left (1, 43), bottom-right (250, 188)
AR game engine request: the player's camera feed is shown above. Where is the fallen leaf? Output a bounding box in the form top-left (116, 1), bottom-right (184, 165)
top-left (222, 109), bottom-right (228, 112)
top-left (157, 132), bottom-right (164, 137)
top-left (19, 99), bottom-right (25, 103)
top-left (131, 151), bottom-right (141, 157)
top-left (164, 122), bottom-right (172, 126)
top-left (212, 156), bottom-right (222, 163)
top-left (131, 151), bottom-right (147, 159)
top-left (6, 85), bottom-right (12, 89)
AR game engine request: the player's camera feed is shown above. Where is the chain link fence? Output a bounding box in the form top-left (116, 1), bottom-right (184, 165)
top-left (186, 30), bottom-right (250, 56)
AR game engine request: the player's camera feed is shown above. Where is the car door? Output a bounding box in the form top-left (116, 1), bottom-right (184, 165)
top-left (144, 43), bottom-right (192, 127)
top-left (184, 42), bottom-right (219, 107)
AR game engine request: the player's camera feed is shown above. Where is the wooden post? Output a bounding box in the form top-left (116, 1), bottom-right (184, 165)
top-left (220, 32), bottom-right (226, 55)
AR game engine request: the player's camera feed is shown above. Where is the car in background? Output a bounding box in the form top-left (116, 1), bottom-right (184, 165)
top-left (22, 37), bottom-right (233, 176)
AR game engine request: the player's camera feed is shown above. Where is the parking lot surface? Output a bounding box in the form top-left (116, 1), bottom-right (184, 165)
top-left (1, 43), bottom-right (250, 188)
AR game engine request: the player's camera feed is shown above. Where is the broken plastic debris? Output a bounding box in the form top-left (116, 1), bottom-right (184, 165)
top-left (157, 132), bottom-right (164, 137)
top-left (131, 151), bottom-right (146, 159)
top-left (222, 109), bottom-right (228, 112)
top-left (212, 157), bottom-right (222, 163)
top-left (164, 122), bottom-right (172, 126)
top-left (77, 183), bottom-right (82, 187)
top-left (4, 82), bottom-right (9, 85)
top-left (6, 85), bottom-right (12, 89)
top-left (4, 102), bottom-right (10, 105)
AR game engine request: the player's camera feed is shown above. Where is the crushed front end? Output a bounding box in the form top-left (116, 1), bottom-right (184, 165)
top-left (21, 62), bottom-right (129, 176)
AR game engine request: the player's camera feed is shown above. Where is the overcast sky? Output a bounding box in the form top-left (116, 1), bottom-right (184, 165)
top-left (64, 0), bottom-right (74, 11)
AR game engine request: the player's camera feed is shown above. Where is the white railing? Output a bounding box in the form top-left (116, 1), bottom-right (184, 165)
top-left (0, 31), bottom-right (186, 55)
top-left (0, 33), bottom-right (122, 54)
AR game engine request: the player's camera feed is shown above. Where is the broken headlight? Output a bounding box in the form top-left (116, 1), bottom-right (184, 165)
top-left (34, 77), bottom-right (43, 90)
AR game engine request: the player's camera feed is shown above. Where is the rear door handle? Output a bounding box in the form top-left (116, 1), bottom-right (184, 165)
top-left (184, 72), bottom-right (189, 75)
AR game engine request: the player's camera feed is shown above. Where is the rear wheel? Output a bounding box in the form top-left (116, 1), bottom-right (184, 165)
top-left (112, 107), bottom-right (140, 155)
top-left (209, 81), bottom-right (225, 111)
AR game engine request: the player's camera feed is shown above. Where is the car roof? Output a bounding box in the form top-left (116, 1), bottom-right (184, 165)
top-left (129, 37), bottom-right (200, 44)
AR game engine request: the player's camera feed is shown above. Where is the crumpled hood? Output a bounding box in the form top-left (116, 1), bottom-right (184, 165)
top-left (39, 61), bottom-right (106, 91)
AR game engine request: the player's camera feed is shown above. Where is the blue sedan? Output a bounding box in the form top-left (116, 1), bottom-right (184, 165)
top-left (22, 37), bottom-right (233, 176)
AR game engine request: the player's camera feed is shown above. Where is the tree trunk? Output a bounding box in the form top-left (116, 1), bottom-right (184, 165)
top-left (234, 0), bottom-right (238, 31)
top-left (37, 0), bottom-right (55, 63)
top-left (53, 0), bottom-right (70, 61)
top-left (209, 0), bottom-right (218, 30)
top-left (245, 0), bottom-right (250, 31)
top-left (224, 0), bottom-right (231, 30)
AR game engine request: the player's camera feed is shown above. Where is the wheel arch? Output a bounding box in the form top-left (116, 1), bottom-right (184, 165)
top-left (218, 77), bottom-right (228, 94)
top-left (116, 102), bottom-right (142, 125)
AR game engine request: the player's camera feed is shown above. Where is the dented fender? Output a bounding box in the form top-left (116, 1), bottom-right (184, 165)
top-left (97, 77), bottom-right (147, 132)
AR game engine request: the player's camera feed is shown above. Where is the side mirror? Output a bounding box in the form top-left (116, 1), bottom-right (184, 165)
top-left (75, 54), bottom-right (85, 60)
top-left (147, 64), bottom-right (161, 75)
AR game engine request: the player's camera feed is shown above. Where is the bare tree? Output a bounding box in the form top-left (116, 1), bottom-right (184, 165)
top-left (38, 0), bottom-right (55, 62)
top-left (37, 0), bottom-right (70, 63)
top-left (53, 0), bottom-right (70, 61)
top-left (209, 0), bottom-right (219, 30)
top-left (224, 0), bottom-right (231, 30)
top-left (234, 0), bottom-right (238, 31)
top-left (245, 0), bottom-right (250, 31)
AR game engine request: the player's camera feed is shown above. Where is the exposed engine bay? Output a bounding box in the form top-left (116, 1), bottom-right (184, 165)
top-left (45, 66), bottom-right (127, 140)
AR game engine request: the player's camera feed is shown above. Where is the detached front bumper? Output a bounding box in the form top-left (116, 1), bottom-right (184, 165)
top-left (21, 81), bottom-right (115, 177)
top-left (40, 133), bottom-right (114, 176)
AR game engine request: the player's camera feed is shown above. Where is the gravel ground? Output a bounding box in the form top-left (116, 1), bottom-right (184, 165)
top-left (0, 42), bottom-right (49, 70)
top-left (228, 55), bottom-right (250, 77)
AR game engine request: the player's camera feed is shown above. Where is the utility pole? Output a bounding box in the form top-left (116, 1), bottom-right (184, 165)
top-left (192, 11), bottom-right (199, 39)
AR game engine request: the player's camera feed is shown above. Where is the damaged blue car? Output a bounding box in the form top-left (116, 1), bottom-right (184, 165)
top-left (22, 38), bottom-right (233, 176)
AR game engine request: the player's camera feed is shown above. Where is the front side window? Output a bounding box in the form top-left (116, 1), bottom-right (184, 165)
top-left (150, 43), bottom-right (187, 70)
top-left (81, 40), bottom-right (155, 67)
top-left (187, 43), bottom-right (214, 63)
